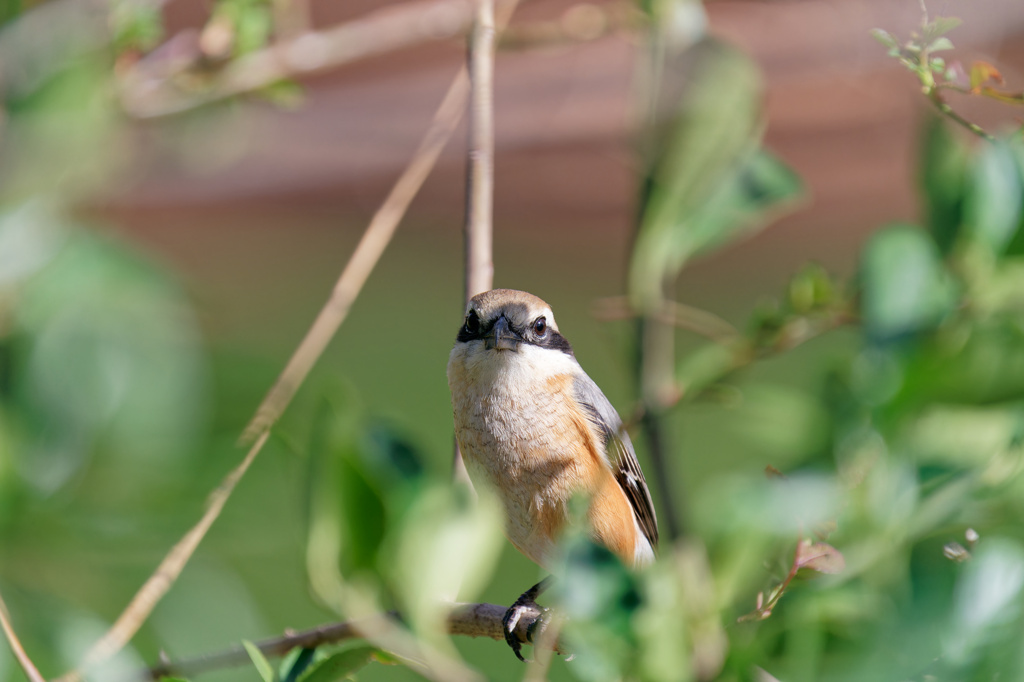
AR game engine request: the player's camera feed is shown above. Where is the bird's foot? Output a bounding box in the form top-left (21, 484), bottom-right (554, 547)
top-left (502, 591), bottom-right (548, 662)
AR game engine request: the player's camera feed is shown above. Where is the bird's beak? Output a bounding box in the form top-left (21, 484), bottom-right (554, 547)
top-left (485, 315), bottom-right (521, 351)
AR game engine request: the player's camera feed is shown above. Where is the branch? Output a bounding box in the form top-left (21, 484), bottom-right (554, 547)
top-left (593, 296), bottom-right (739, 342)
top-left (119, 0), bottom-right (517, 118)
top-left (620, 306), bottom-right (855, 434)
top-left (497, 2), bottom-right (638, 51)
top-left (676, 307), bottom-right (856, 407)
top-left (0, 590), bottom-right (45, 682)
top-left (139, 603), bottom-right (564, 681)
top-left (927, 89), bottom-right (996, 142)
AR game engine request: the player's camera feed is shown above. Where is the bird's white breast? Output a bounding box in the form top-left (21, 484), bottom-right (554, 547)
top-left (447, 342), bottom-right (591, 567)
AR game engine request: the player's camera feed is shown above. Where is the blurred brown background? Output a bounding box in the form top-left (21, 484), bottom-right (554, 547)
top-left (101, 0), bottom-right (1024, 462)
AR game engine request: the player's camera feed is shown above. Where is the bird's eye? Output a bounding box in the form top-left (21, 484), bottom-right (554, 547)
top-left (533, 316), bottom-right (547, 337)
top-left (464, 310), bottom-right (480, 335)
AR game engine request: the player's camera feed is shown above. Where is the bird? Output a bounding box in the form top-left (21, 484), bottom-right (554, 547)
top-left (446, 288), bottom-right (659, 661)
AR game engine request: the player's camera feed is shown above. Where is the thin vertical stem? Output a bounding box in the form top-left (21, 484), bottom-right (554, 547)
top-left (639, 313), bottom-right (684, 540)
top-left (464, 0), bottom-right (496, 302)
top-left (455, 0), bottom-right (497, 483)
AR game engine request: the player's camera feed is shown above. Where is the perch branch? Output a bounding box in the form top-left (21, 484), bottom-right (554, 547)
top-left (138, 603), bottom-right (564, 681)
top-left (0, 591), bottom-right (45, 682)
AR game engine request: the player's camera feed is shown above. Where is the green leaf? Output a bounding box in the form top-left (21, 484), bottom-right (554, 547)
top-left (631, 38), bottom-right (770, 309)
top-left (4, 57), bottom-right (120, 198)
top-left (919, 115), bottom-right (970, 253)
top-left (305, 397), bottom-right (384, 602)
top-left (299, 646), bottom-right (377, 682)
top-left (921, 16), bottom-right (962, 44)
top-left (946, 540), bottom-right (1024, 664)
top-left (786, 262), bottom-right (837, 313)
top-left (633, 551), bottom-right (699, 682)
top-left (1003, 143), bottom-right (1024, 255)
top-left (687, 149), bottom-right (804, 261)
top-left (388, 483), bottom-right (504, 641)
top-left (860, 224), bottom-right (956, 341)
top-left (965, 141), bottom-right (1023, 255)
top-left (928, 37), bottom-right (954, 53)
top-left (10, 229), bottom-right (206, 494)
top-left (676, 342), bottom-right (738, 398)
top-left (234, 4), bottom-right (272, 55)
top-left (899, 319), bottom-right (1024, 405)
top-left (109, 0), bottom-right (164, 53)
top-left (283, 648), bottom-right (317, 682)
top-left (359, 422), bottom-right (426, 486)
top-left (0, 199), bottom-right (67, 289)
top-left (870, 28), bottom-right (899, 50)
top-left (732, 384), bottom-right (830, 463)
top-left (0, 0), bottom-right (24, 26)
top-left (557, 536), bottom-right (639, 626)
top-left (555, 536), bottom-right (640, 681)
top-left (256, 79), bottom-right (305, 109)
top-left (243, 640), bottom-right (277, 682)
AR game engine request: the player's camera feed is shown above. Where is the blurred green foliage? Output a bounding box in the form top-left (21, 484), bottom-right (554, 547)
top-left (1, 1), bottom-right (1024, 682)
top-left (631, 36), bottom-right (804, 311)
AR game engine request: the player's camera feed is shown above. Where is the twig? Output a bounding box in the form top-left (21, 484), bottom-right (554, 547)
top-left (242, 67), bottom-right (470, 444)
top-left (927, 89), bottom-right (996, 141)
top-left (888, 1), bottom-right (997, 142)
top-left (677, 308), bottom-right (855, 406)
top-left (120, 0), bottom-right (487, 118)
top-left (593, 296), bottom-right (738, 342)
top-left (621, 307), bottom-right (854, 436)
top-left (0, 590), bottom-right (45, 682)
top-left (137, 603), bottom-right (563, 681)
top-left (498, 2), bottom-right (638, 51)
top-left (738, 542), bottom-right (804, 623)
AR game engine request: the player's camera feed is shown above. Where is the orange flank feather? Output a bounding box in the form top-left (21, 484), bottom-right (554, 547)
top-left (587, 467), bottom-right (641, 563)
top-left (557, 375), bottom-right (641, 565)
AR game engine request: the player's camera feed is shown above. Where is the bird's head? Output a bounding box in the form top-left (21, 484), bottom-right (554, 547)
top-left (447, 289), bottom-right (576, 384)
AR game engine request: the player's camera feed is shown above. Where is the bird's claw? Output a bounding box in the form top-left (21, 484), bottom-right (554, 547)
top-left (502, 594), bottom-right (547, 662)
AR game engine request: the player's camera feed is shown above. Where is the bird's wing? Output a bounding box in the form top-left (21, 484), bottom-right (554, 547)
top-left (573, 374), bottom-right (659, 550)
